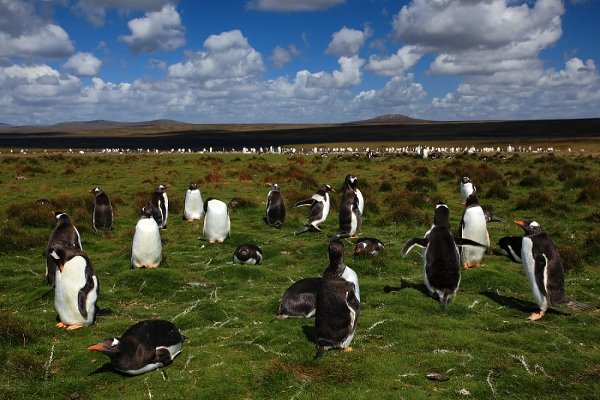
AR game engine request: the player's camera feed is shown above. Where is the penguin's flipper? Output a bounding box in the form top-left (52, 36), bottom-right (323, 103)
top-left (294, 198), bottom-right (315, 207)
top-left (155, 348), bottom-right (175, 367)
top-left (401, 237), bottom-right (428, 257)
top-left (453, 237), bottom-right (488, 249)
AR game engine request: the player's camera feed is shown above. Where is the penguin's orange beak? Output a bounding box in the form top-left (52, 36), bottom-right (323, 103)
top-left (514, 219), bottom-right (525, 227)
top-left (86, 188), bottom-right (93, 193)
top-left (165, 184), bottom-right (172, 189)
top-left (331, 188), bottom-right (337, 192)
top-left (87, 344), bottom-right (103, 352)
top-left (58, 263), bottom-right (65, 273)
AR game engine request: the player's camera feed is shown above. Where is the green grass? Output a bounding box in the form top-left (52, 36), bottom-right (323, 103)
top-left (1, 151), bottom-right (599, 400)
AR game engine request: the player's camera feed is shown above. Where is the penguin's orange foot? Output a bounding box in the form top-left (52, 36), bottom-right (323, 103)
top-left (66, 324), bottom-right (84, 330)
top-left (342, 347), bottom-right (353, 353)
top-left (56, 322), bottom-right (67, 329)
top-left (527, 311), bottom-right (545, 321)
top-left (463, 262), bottom-right (482, 269)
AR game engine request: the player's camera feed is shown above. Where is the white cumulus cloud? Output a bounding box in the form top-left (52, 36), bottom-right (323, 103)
top-left (325, 26), bottom-right (371, 57)
top-left (269, 44), bottom-right (301, 69)
top-left (63, 52), bottom-right (102, 76)
top-left (74, 0), bottom-right (176, 26)
top-left (120, 4), bottom-right (185, 53)
top-left (366, 45), bottom-right (424, 76)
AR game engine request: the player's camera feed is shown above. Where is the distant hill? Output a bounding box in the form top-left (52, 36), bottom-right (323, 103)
top-left (345, 114), bottom-right (432, 125)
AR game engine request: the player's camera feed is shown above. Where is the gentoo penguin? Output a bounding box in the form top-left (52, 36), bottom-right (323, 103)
top-left (314, 276), bottom-right (360, 359)
top-left (203, 198), bottom-right (230, 243)
top-left (150, 184), bottom-right (171, 229)
top-left (233, 244), bottom-right (263, 265)
top-left (295, 184), bottom-right (335, 234)
top-left (45, 212), bottom-right (82, 287)
top-left (49, 242), bottom-right (98, 330)
top-left (88, 187), bottom-right (113, 230)
top-left (497, 236), bottom-right (523, 263)
top-left (131, 206), bottom-right (162, 268)
top-left (183, 181), bottom-right (203, 221)
top-left (354, 237), bottom-right (385, 256)
top-left (337, 174), bottom-right (362, 238)
top-left (264, 183), bottom-right (285, 228)
top-left (88, 319), bottom-right (185, 375)
top-left (402, 203), bottom-right (487, 310)
top-left (275, 238), bottom-right (360, 320)
top-left (275, 278), bottom-right (321, 319)
top-left (460, 176), bottom-right (474, 204)
top-left (459, 190), bottom-right (490, 268)
top-left (515, 219), bottom-right (590, 321)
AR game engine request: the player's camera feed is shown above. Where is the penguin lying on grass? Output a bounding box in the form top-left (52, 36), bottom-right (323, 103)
top-left (233, 244), bottom-right (263, 265)
top-left (402, 202), bottom-right (488, 310)
top-left (354, 237), bottom-right (385, 256)
top-left (88, 320), bottom-right (185, 375)
top-left (514, 219), bottom-right (591, 321)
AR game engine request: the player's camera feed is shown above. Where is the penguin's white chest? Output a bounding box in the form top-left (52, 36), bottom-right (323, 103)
top-left (184, 190), bottom-right (203, 220)
top-left (313, 193), bottom-right (329, 225)
top-left (162, 193), bottom-right (169, 225)
top-left (356, 189), bottom-right (364, 215)
top-left (521, 237), bottom-right (548, 311)
top-left (460, 183), bottom-right (473, 202)
top-left (54, 256), bottom-right (96, 326)
top-left (461, 207), bottom-right (489, 263)
top-left (132, 218), bottom-right (162, 268)
top-left (204, 201), bottom-right (230, 242)
top-left (342, 266), bottom-right (360, 302)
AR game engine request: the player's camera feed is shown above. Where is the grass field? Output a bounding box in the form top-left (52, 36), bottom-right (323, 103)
top-left (0, 150), bottom-right (599, 399)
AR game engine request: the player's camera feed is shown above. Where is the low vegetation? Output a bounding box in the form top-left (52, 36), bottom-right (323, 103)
top-left (0, 149), bottom-right (599, 399)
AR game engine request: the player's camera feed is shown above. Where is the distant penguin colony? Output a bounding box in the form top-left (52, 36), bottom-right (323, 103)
top-left (294, 184), bottom-right (335, 234)
top-left (233, 244), bottom-right (263, 265)
top-left (131, 205), bottom-right (162, 268)
top-left (183, 181), bottom-right (203, 221)
top-left (150, 184), bottom-right (171, 229)
top-left (88, 319), bottom-right (185, 375)
top-left (514, 219), bottom-right (589, 320)
top-left (459, 190), bottom-right (490, 268)
top-left (337, 174), bottom-right (362, 238)
top-left (45, 212), bottom-right (83, 287)
top-left (50, 243), bottom-right (99, 330)
top-left (402, 203), bottom-right (487, 310)
top-left (88, 187), bottom-right (113, 230)
top-left (203, 198), bottom-right (230, 243)
top-left (264, 183), bottom-right (286, 228)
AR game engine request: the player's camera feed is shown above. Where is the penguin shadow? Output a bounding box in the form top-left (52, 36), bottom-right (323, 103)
top-left (480, 291), bottom-right (569, 317)
top-left (88, 363), bottom-right (142, 378)
top-left (384, 278), bottom-right (430, 298)
top-left (301, 325), bottom-right (317, 344)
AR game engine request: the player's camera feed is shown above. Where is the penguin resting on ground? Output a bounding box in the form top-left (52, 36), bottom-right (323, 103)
top-left (49, 242), bottom-right (98, 330)
top-left (294, 184), bottom-right (335, 234)
top-left (88, 187), bottom-right (113, 230)
top-left (336, 174), bottom-right (362, 239)
top-left (275, 238), bottom-right (360, 320)
top-left (45, 212), bottom-right (82, 287)
top-left (264, 183), bottom-right (286, 228)
top-left (203, 198), bottom-right (230, 243)
top-left (402, 203), bottom-right (488, 310)
top-left (150, 184), bottom-right (171, 229)
top-left (459, 190), bottom-right (490, 268)
top-left (233, 244), bottom-right (263, 265)
top-left (514, 219), bottom-right (590, 321)
top-left (88, 319), bottom-right (185, 376)
top-left (131, 205), bottom-right (162, 268)
top-left (183, 181), bottom-right (203, 221)
top-left (354, 237), bottom-right (385, 256)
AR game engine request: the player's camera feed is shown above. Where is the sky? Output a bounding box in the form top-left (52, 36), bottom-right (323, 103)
top-left (1, 0), bottom-right (599, 125)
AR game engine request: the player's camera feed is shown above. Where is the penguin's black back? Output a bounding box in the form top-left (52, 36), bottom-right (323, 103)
top-left (93, 190), bottom-right (113, 230)
top-left (315, 277), bottom-right (359, 348)
top-left (265, 186), bottom-right (285, 228)
top-left (425, 225), bottom-right (461, 292)
top-left (276, 278), bottom-right (321, 318)
top-left (528, 230), bottom-right (566, 305)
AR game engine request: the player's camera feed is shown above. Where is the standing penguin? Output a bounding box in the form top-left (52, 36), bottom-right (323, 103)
top-left (514, 219), bottom-right (590, 320)
top-left (294, 184), bottom-right (335, 234)
top-left (337, 174), bottom-right (362, 239)
top-left (203, 198), bottom-right (230, 243)
top-left (314, 273), bottom-right (360, 359)
top-left (233, 244), bottom-right (263, 265)
top-left (459, 190), bottom-right (490, 268)
top-left (45, 212), bottom-right (82, 287)
top-left (88, 319), bottom-right (185, 375)
top-left (183, 181), bottom-right (203, 221)
top-left (460, 176), bottom-right (474, 204)
top-left (150, 184), bottom-right (171, 229)
top-left (131, 205), bottom-right (162, 268)
top-left (264, 183), bottom-right (285, 228)
top-left (88, 187), bottom-right (113, 230)
top-left (49, 242), bottom-right (98, 330)
top-left (402, 203), bottom-right (487, 310)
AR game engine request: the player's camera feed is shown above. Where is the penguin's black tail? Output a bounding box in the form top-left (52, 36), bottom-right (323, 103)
top-left (564, 299), bottom-right (593, 311)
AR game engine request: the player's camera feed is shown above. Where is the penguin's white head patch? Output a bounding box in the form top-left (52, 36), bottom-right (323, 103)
top-left (111, 338), bottom-right (120, 347)
top-left (436, 203), bottom-right (448, 209)
top-left (530, 221), bottom-right (540, 228)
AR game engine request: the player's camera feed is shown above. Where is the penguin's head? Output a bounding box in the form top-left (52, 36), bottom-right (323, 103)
top-left (345, 174), bottom-right (358, 188)
top-left (54, 211), bottom-right (69, 223)
top-left (88, 187), bottom-right (103, 195)
top-left (156, 184), bottom-right (172, 193)
top-left (433, 202), bottom-right (450, 227)
top-left (140, 205), bottom-right (153, 218)
top-left (48, 246), bottom-right (66, 272)
top-left (515, 219), bottom-right (543, 234)
top-left (461, 176), bottom-right (472, 184)
top-left (87, 338), bottom-right (122, 356)
top-left (188, 181), bottom-right (198, 190)
top-left (327, 238), bottom-right (345, 269)
top-left (354, 241), bottom-right (368, 256)
top-left (323, 184), bottom-right (335, 193)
